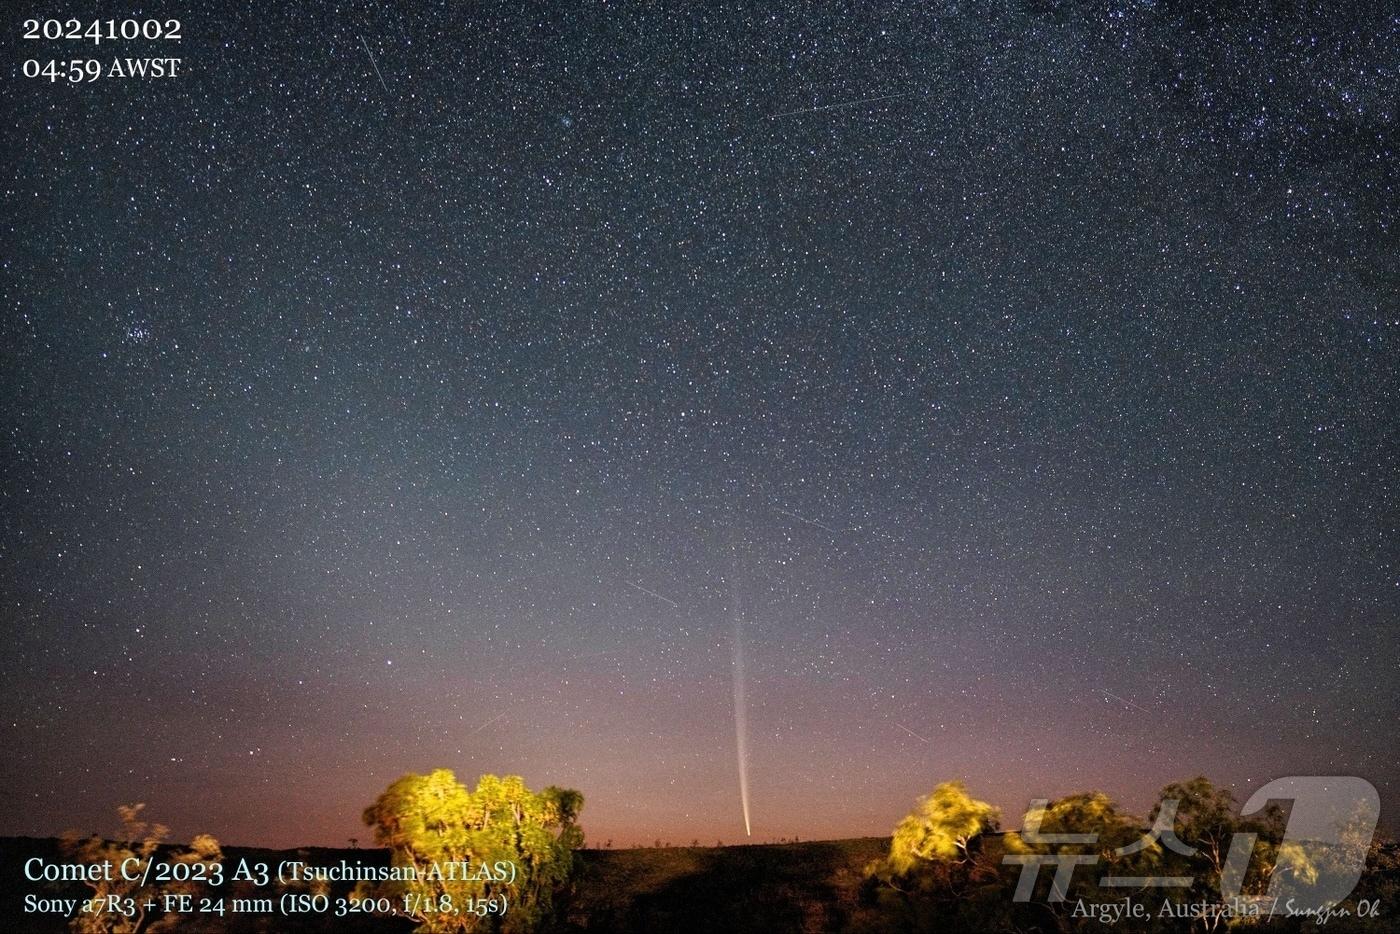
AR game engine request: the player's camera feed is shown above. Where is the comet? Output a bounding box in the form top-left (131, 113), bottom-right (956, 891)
top-left (730, 576), bottom-right (753, 837)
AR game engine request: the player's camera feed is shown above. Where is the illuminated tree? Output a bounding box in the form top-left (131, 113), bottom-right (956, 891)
top-left (886, 781), bottom-right (1002, 873)
top-left (360, 769), bottom-right (584, 933)
top-left (63, 804), bottom-right (222, 934)
top-left (861, 781), bottom-right (1004, 932)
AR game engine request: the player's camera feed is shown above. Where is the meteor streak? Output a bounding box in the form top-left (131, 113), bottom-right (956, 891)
top-left (625, 581), bottom-right (679, 607)
top-left (360, 36), bottom-right (390, 97)
top-left (773, 506), bottom-right (841, 534)
top-left (895, 722), bottom-right (930, 743)
top-left (467, 712), bottom-right (506, 735)
top-left (768, 91), bottom-right (917, 119)
top-left (1101, 690), bottom-right (1149, 713)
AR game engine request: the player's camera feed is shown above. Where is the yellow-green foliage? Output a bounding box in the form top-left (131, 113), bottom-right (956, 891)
top-left (886, 781), bottom-right (1001, 874)
top-left (63, 804), bottom-right (222, 934)
top-left (361, 769), bottom-right (584, 933)
top-left (1276, 840), bottom-right (1319, 885)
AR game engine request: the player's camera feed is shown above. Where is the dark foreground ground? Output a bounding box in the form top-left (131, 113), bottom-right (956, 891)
top-left (559, 837), bottom-right (887, 932)
top-left (0, 835), bottom-right (886, 933)
top-left (4, 835), bottom-right (1396, 933)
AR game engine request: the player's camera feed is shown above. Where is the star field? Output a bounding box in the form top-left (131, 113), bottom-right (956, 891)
top-left (1, 1), bottom-right (1396, 847)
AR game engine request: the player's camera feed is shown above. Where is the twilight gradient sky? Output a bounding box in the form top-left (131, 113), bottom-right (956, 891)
top-left (2, 1), bottom-right (1396, 849)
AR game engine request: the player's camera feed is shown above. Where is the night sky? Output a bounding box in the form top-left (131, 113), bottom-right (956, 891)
top-left (2, 2), bottom-right (1397, 850)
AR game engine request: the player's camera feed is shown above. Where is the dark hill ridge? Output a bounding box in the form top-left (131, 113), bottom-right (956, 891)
top-left (0, 835), bottom-right (890, 933)
top-left (559, 837), bottom-right (889, 933)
